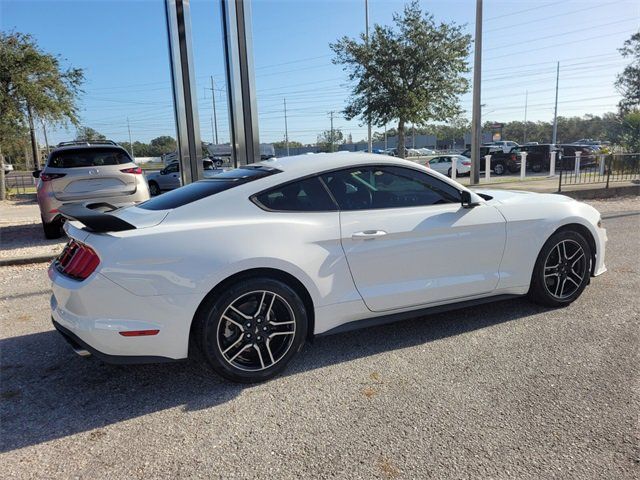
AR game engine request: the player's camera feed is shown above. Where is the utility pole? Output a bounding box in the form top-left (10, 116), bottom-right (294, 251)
top-left (41, 119), bottom-right (50, 156)
top-left (127, 117), bottom-right (134, 158)
top-left (284, 98), bottom-right (290, 156)
top-left (27, 104), bottom-right (40, 169)
top-left (0, 145), bottom-right (6, 201)
top-left (552, 62), bottom-right (560, 145)
top-left (329, 110), bottom-right (335, 153)
top-left (365, 0), bottom-right (372, 154)
top-left (523, 90), bottom-right (528, 144)
top-left (210, 76), bottom-right (219, 144)
top-left (470, 0), bottom-right (483, 185)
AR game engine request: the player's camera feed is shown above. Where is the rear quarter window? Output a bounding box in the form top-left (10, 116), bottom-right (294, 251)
top-left (139, 166), bottom-right (280, 210)
top-left (253, 177), bottom-right (336, 212)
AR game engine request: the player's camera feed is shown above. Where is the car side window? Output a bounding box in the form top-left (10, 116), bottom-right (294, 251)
top-left (253, 176), bottom-right (337, 212)
top-left (321, 166), bottom-right (460, 211)
top-left (165, 163), bottom-right (179, 174)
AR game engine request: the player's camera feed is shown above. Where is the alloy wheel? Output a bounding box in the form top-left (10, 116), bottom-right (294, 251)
top-left (543, 239), bottom-right (587, 299)
top-left (217, 290), bottom-right (296, 372)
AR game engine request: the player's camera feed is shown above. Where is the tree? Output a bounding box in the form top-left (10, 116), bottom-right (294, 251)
top-left (149, 135), bottom-right (177, 156)
top-left (317, 128), bottom-right (344, 152)
top-left (75, 126), bottom-right (106, 142)
top-left (0, 32), bottom-right (84, 165)
top-left (616, 31), bottom-right (640, 113)
top-left (273, 140), bottom-right (303, 149)
top-left (331, 1), bottom-right (471, 158)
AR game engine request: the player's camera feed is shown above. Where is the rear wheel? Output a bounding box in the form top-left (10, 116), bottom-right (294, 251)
top-left (148, 181), bottom-right (160, 196)
top-left (42, 216), bottom-right (62, 239)
top-left (494, 162), bottom-right (506, 175)
top-left (192, 277), bottom-right (308, 383)
top-left (528, 230), bottom-right (591, 307)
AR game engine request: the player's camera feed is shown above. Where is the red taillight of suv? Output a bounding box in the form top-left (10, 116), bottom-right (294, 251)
top-left (120, 167), bottom-right (143, 174)
top-left (40, 173), bottom-right (66, 182)
top-left (55, 240), bottom-right (100, 280)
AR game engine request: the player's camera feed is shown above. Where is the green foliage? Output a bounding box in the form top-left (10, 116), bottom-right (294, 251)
top-left (617, 110), bottom-right (640, 152)
top-left (317, 129), bottom-right (344, 152)
top-left (272, 140), bottom-right (304, 149)
top-left (75, 126), bottom-right (106, 141)
top-left (117, 136), bottom-right (177, 157)
top-left (0, 31), bottom-right (84, 147)
top-left (615, 31), bottom-right (640, 113)
top-left (331, 1), bottom-right (471, 157)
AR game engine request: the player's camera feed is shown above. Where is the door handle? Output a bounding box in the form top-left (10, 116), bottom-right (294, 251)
top-left (352, 230), bottom-right (387, 240)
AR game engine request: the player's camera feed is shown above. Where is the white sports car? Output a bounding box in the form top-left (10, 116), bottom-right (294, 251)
top-left (50, 153), bottom-right (606, 382)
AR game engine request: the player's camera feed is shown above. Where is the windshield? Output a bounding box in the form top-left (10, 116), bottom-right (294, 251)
top-left (48, 147), bottom-right (132, 168)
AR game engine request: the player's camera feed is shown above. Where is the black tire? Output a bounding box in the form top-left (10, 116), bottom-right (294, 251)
top-left (42, 216), bottom-right (62, 239)
top-left (192, 277), bottom-right (308, 383)
top-left (528, 229), bottom-right (591, 307)
top-left (148, 181), bottom-right (160, 196)
top-left (447, 167), bottom-right (452, 177)
top-left (494, 162), bottom-right (506, 175)
top-left (531, 162), bottom-right (543, 173)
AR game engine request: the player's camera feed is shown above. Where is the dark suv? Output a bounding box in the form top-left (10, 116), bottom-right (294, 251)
top-left (511, 144), bottom-right (562, 172)
top-left (461, 147), bottom-right (519, 175)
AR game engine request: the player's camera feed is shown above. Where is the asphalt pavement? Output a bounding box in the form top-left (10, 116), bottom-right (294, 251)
top-left (0, 200), bottom-right (638, 479)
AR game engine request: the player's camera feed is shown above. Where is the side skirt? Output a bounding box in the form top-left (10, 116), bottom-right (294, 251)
top-left (318, 294), bottom-right (522, 337)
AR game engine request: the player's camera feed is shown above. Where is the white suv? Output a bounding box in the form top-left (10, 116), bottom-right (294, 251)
top-left (483, 141), bottom-right (519, 154)
top-left (34, 141), bottom-right (150, 238)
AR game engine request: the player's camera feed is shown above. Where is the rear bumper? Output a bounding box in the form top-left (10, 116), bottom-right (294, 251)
top-left (52, 319), bottom-right (177, 364)
top-left (49, 265), bottom-right (199, 361)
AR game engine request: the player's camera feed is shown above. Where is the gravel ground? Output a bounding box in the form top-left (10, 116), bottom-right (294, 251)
top-left (0, 199), bottom-right (638, 479)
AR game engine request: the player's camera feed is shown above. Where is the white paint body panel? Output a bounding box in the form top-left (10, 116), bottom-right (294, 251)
top-left (50, 153), bottom-right (606, 360)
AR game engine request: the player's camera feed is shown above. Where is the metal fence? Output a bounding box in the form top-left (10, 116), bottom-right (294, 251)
top-left (3, 172), bottom-right (36, 195)
top-left (558, 153), bottom-right (640, 192)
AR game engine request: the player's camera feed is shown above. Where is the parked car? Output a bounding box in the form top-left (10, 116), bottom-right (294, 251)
top-left (427, 155), bottom-right (471, 176)
top-left (483, 141), bottom-right (519, 154)
top-left (417, 148), bottom-right (436, 155)
top-left (33, 140), bottom-right (150, 239)
top-left (49, 152), bottom-right (606, 383)
top-left (558, 145), bottom-right (598, 170)
top-left (146, 159), bottom-right (223, 195)
top-left (460, 147), bottom-right (516, 175)
top-left (512, 144), bottom-right (561, 172)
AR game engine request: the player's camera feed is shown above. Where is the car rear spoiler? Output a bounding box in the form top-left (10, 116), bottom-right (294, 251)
top-left (58, 203), bottom-right (136, 233)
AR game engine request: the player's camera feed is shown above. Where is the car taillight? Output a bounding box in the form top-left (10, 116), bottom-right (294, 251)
top-left (510, 154), bottom-right (516, 161)
top-left (55, 240), bottom-right (100, 280)
top-left (462, 161), bottom-right (471, 166)
top-left (120, 166), bottom-right (143, 174)
top-left (40, 173), bottom-right (66, 182)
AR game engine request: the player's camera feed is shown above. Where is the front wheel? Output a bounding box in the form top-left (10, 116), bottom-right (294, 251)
top-left (192, 277), bottom-right (308, 383)
top-left (528, 230), bottom-right (591, 307)
top-left (494, 162), bottom-right (506, 175)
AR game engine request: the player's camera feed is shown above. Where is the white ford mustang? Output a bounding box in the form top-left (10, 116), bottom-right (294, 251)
top-left (50, 153), bottom-right (607, 382)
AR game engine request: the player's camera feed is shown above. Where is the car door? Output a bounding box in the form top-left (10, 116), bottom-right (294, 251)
top-left (159, 163), bottom-right (180, 190)
top-left (321, 165), bottom-right (506, 312)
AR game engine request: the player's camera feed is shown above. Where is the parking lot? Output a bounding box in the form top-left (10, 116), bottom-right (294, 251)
top-left (0, 197), bottom-right (638, 479)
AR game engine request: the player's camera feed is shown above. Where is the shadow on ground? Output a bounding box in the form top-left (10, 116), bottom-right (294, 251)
top-left (0, 297), bottom-right (545, 453)
top-left (0, 224), bottom-right (66, 252)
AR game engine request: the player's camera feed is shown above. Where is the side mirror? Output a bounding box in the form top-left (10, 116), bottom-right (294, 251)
top-left (32, 169), bottom-right (41, 178)
top-left (461, 190), bottom-right (479, 208)
top-left (160, 169), bottom-right (166, 175)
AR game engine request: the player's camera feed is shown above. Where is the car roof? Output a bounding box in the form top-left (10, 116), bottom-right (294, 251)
top-left (254, 152), bottom-right (417, 178)
top-left (51, 143), bottom-right (128, 153)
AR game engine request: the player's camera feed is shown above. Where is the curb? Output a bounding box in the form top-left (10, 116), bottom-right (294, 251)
top-left (0, 253), bottom-right (56, 267)
top-left (556, 184), bottom-right (640, 200)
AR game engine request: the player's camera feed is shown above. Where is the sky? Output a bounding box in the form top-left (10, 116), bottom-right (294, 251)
top-left (2, 0), bottom-right (639, 147)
